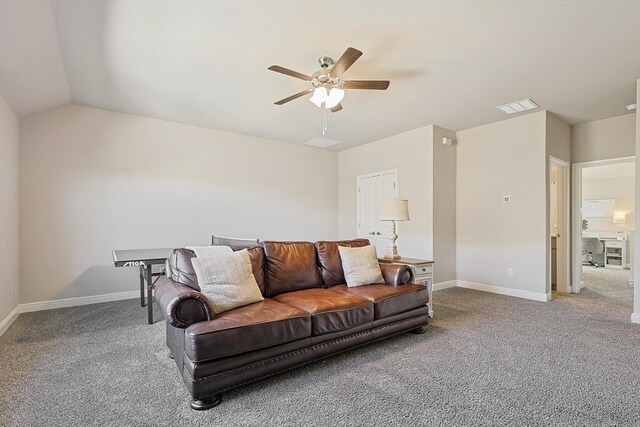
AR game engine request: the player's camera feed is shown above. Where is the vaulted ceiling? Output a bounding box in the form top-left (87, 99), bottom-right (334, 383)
top-left (1, 0), bottom-right (639, 149)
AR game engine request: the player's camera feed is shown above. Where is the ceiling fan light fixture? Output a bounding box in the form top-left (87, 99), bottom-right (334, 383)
top-left (269, 47), bottom-right (389, 113)
top-left (309, 87), bottom-right (328, 107)
top-left (324, 88), bottom-right (345, 109)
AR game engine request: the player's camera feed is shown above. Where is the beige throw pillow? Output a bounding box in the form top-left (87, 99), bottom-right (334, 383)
top-left (338, 245), bottom-right (384, 287)
top-left (186, 245), bottom-right (232, 258)
top-left (191, 249), bottom-right (264, 314)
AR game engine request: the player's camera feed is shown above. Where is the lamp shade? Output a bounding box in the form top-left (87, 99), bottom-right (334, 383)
top-left (613, 213), bottom-right (626, 224)
top-left (324, 88), bottom-right (345, 109)
top-left (380, 199), bottom-right (410, 221)
top-left (309, 87), bottom-right (328, 107)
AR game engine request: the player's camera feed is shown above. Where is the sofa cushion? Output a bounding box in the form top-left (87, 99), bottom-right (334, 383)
top-left (184, 299), bottom-right (311, 361)
top-left (246, 246), bottom-right (266, 294)
top-left (315, 239), bottom-right (370, 287)
top-left (167, 247), bottom-right (267, 295)
top-left (263, 241), bottom-right (323, 297)
top-left (332, 283), bottom-right (429, 319)
top-left (273, 288), bottom-right (373, 335)
top-left (168, 248), bottom-right (199, 290)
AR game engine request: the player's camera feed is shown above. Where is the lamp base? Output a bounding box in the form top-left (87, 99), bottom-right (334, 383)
top-left (384, 221), bottom-right (401, 260)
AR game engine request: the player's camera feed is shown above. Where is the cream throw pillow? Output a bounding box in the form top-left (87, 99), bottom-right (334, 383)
top-left (338, 245), bottom-right (384, 287)
top-left (191, 249), bottom-right (264, 314)
top-left (186, 245), bottom-right (232, 258)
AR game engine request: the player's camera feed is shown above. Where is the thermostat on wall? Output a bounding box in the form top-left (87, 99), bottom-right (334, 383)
top-left (503, 195), bottom-right (512, 204)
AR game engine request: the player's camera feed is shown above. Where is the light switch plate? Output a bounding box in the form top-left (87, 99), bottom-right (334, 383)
top-left (503, 195), bottom-right (512, 204)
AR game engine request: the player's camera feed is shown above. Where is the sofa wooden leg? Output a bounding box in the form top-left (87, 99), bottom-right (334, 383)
top-left (410, 325), bottom-right (427, 334)
top-left (190, 394), bottom-right (222, 410)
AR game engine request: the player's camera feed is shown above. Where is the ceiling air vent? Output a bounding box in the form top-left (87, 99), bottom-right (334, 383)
top-left (303, 137), bottom-right (341, 148)
top-left (497, 99), bottom-right (539, 115)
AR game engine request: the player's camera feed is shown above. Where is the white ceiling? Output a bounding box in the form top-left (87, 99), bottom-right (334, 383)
top-left (0, 0), bottom-right (69, 117)
top-left (1, 1), bottom-right (639, 150)
top-left (582, 162), bottom-right (635, 180)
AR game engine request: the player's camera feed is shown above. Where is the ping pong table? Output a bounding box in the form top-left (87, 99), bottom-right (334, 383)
top-left (112, 248), bottom-right (172, 324)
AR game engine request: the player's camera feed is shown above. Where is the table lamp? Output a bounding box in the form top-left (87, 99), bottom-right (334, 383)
top-left (613, 213), bottom-right (626, 232)
top-left (380, 199), bottom-right (410, 259)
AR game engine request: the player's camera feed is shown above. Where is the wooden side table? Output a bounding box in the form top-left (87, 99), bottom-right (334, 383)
top-left (379, 257), bottom-right (434, 317)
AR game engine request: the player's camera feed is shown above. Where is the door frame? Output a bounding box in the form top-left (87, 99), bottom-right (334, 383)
top-left (571, 156), bottom-right (635, 293)
top-left (549, 156), bottom-right (571, 296)
top-left (356, 169), bottom-right (398, 243)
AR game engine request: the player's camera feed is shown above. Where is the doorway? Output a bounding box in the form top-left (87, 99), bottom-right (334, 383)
top-left (572, 157), bottom-right (635, 307)
top-left (549, 157), bottom-right (570, 296)
top-left (356, 170), bottom-right (397, 256)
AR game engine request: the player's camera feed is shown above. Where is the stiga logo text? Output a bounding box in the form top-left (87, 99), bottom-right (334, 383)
top-left (123, 261), bottom-right (146, 267)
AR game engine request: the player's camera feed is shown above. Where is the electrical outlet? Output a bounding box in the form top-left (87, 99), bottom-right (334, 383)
top-left (10, 283), bottom-right (14, 295)
top-left (507, 268), bottom-right (514, 277)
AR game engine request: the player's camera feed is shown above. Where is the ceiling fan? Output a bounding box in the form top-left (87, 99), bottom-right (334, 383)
top-left (268, 47), bottom-right (390, 113)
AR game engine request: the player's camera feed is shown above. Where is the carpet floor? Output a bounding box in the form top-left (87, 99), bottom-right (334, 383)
top-left (1, 287), bottom-right (639, 426)
top-left (582, 266), bottom-right (633, 306)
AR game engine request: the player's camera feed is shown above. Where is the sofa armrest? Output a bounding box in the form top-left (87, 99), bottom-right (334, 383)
top-left (379, 263), bottom-right (413, 287)
top-left (156, 277), bottom-right (214, 328)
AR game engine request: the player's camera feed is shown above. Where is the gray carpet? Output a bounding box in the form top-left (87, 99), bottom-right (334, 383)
top-left (1, 287), bottom-right (640, 426)
top-left (582, 266), bottom-right (633, 306)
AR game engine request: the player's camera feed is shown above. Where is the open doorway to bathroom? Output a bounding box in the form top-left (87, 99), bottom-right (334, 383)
top-left (549, 157), bottom-right (570, 298)
top-left (572, 157), bottom-right (635, 307)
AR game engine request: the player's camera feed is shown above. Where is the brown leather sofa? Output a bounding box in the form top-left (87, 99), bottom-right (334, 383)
top-left (156, 239), bottom-right (429, 410)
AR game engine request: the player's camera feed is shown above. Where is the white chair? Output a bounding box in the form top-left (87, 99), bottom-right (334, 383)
top-left (582, 237), bottom-right (604, 268)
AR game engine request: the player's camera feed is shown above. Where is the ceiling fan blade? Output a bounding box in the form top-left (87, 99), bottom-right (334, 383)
top-left (330, 47), bottom-right (363, 77)
top-left (274, 89), bottom-right (313, 105)
top-left (330, 103), bottom-right (343, 113)
top-left (343, 80), bottom-right (390, 90)
top-left (268, 65), bottom-right (313, 81)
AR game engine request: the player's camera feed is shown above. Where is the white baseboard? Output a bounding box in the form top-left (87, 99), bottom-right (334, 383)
top-left (433, 280), bottom-right (457, 291)
top-left (455, 280), bottom-right (550, 302)
top-left (632, 313), bottom-right (640, 324)
top-left (20, 290), bottom-right (139, 313)
top-left (0, 305), bottom-right (20, 337)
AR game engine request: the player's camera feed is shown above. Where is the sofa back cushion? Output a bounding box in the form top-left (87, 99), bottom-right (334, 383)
top-left (263, 241), bottom-right (322, 297)
top-left (168, 248), bottom-right (199, 290)
top-left (315, 239), bottom-right (370, 287)
top-left (168, 246), bottom-right (266, 295)
top-left (247, 246), bottom-right (266, 295)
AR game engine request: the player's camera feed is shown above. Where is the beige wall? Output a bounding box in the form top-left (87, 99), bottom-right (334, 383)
top-left (338, 126), bottom-right (434, 261)
top-left (572, 114), bottom-right (635, 163)
top-left (432, 126), bottom-right (457, 283)
top-left (19, 105), bottom-right (338, 304)
top-left (546, 112), bottom-right (572, 162)
top-left (337, 124), bottom-right (456, 284)
top-left (0, 94), bottom-right (20, 324)
top-left (456, 111), bottom-right (548, 296)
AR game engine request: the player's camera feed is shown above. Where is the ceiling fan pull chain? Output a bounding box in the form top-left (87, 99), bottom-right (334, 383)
top-left (322, 102), bottom-right (328, 136)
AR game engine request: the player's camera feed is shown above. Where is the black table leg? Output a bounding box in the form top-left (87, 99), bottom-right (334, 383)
top-left (139, 265), bottom-right (145, 307)
top-left (145, 265), bottom-right (153, 324)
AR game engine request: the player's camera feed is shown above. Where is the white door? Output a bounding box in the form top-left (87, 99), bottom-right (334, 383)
top-left (357, 170), bottom-right (398, 256)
